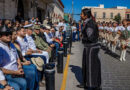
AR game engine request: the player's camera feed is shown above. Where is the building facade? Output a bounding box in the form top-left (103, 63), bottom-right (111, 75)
top-left (82, 4), bottom-right (126, 22)
top-left (126, 9), bottom-right (130, 20)
top-left (52, 0), bottom-right (64, 23)
top-left (0, 0), bottom-right (64, 22)
top-left (126, 9), bottom-right (130, 24)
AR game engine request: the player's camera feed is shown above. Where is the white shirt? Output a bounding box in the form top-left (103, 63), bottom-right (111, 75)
top-left (44, 32), bottom-right (53, 44)
top-left (127, 26), bottom-right (130, 31)
top-left (26, 34), bottom-right (37, 50)
top-left (58, 22), bottom-right (66, 31)
top-left (17, 36), bottom-right (29, 56)
top-left (104, 26), bottom-right (108, 30)
top-left (109, 27), bottom-right (113, 32)
top-left (0, 41), bottom-right (18, 71)
top-left (98, 26), bottom-right (103, 30)
top-left (112, 27), bottom-right (119, 32)
top-left (58, 22), bottom-right (64, 26)
top-left (118, 26), bottom-right (125, 31)
top-left (55, 31), bottom-right (62, 39)
top-left (106, 27), bottom-right (110, 31)
top-left (72, 26), bottom-right (77, 33)
top-left (63, 23), bottom-right (67, 32)
top-left (0, 70), bottom-right (5, 81)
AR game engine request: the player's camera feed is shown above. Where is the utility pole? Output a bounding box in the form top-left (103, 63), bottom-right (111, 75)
top-left (72, 0), bottom-right (74, 23)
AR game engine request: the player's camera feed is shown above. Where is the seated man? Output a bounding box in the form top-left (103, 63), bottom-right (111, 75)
top-left (39, 25), bottom-right (55, 48)
top-left (32, 25), bottom-right (52, 60)
top-left (0, 26), bottom-right (27, 90)
top-left (39, 25), bottom-right (48, 43)
top-left (44, 26), bottom-right (60, 56)
top-left (55, 25), bottom-right (64, 47)
top-left (44, 26), bottom-right (55, 44)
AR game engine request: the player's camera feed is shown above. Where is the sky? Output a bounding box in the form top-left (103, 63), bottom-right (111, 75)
top-left (61, 0), bottom-right (130, 21)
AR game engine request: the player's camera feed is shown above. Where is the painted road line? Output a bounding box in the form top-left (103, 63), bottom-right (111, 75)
top-left (60, 54), bottom-right (71, 90)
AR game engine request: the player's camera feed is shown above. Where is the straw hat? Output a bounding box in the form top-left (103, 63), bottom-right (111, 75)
top-left (31, 57), bottom-right (44, 71)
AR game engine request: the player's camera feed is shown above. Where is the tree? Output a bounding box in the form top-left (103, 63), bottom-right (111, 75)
top-left (113, 14), bottom-right (121, 23)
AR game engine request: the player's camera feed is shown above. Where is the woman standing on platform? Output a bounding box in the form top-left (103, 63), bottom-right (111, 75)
top-left (77, 8), bottom-right (102, 90)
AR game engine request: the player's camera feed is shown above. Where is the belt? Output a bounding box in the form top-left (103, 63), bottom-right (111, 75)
top-left (84, 43), bottom-right (100, 47)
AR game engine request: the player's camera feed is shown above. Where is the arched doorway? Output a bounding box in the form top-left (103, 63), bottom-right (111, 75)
top-left (17, 0), bottom-right (24, 19)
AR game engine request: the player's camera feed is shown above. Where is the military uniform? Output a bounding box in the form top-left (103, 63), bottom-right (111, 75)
top-left (32, 32), bottom-right (51, 58)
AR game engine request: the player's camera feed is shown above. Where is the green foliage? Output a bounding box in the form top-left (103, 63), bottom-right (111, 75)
top-left (113, 14), bottom-right (121, 23)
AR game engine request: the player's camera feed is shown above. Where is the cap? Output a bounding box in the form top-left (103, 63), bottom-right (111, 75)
top-left (33, 24), bottom-right (40, 30)
top-left (24, 24), bottom-right (33, 29)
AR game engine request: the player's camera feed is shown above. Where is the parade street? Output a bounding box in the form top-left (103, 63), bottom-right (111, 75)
top-left (64, 41), bottom-right (130, 90)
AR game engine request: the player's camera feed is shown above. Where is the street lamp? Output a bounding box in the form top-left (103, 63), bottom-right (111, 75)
top-left (72, 0), bottom-right (74, 21)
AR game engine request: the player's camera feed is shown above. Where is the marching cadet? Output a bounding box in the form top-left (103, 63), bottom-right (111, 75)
top-left (111, 22), bottom-right (119, 53)
top-left (106, 23), bottom-right (112, 51)
top-left (127, 23), bottom-right (130, 46)
top-left (98, 23), bottom-right (104, 44)
top-left (102, 22), bottom-right (106, 46)
top-left (120, 20), bottom-right (130, 61)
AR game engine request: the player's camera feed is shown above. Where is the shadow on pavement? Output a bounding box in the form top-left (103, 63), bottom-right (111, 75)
top-left (69, 65), bottom-right (83, 84)
top-left (101, 46), bottom-right (120, 60)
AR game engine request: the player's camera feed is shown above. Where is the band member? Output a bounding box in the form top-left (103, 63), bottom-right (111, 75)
top-left (111, 22), bottom-right (119, 53)
top-left (120, 20), bottom-right (130, 61)
top-left (106, 23), bottom-right (111, 51)
top-left (77, 8), bottom-right (101, 90)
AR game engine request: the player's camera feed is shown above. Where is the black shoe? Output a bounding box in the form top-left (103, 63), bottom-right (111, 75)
top-left (76, 84), bottom-right (85, 88)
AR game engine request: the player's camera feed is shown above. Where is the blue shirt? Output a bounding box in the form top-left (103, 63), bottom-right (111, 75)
top-left (0, 41), bottom-right (18, 71)
top-left (26, 34), bottom-right (37, 50)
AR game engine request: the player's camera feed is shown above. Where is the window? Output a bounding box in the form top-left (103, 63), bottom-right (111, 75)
top-left (118, 13), bottom-right (120, 16)
top-left (110, 13), bottom-right (113, 19)
top-left (94, 12), bottom-right (97, 18)
top-left (127, 14), bottom-right (130, 19)
top-left (103, 12), bottom-right (106, 19)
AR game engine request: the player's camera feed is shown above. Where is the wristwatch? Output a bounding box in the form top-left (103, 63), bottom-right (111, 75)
top-left (3, 83), bottom-right (9, 88)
